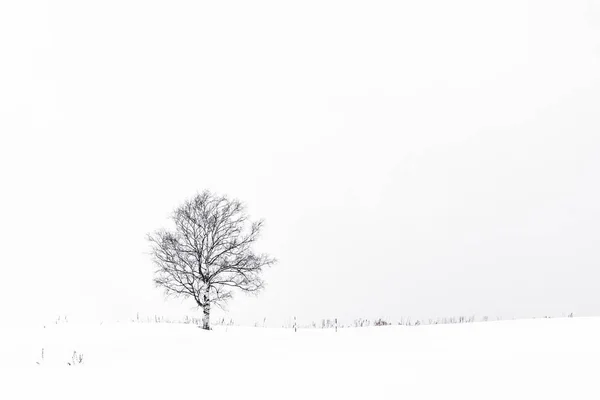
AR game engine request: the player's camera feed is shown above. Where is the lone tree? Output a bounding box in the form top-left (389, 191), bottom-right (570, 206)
top-left (148, 191), bottom-right (276, 330)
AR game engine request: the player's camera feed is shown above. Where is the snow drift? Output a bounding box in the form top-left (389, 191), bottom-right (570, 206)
top-left (1, 317), bottom-right (599, 399)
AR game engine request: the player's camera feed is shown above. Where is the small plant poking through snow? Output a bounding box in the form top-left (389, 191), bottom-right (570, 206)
top-left (36, 348), bottom-right (44, 365)
top-left (373, 318), bottom-right (391, 326)
top-left (67, 351), bottom-right (84, 366)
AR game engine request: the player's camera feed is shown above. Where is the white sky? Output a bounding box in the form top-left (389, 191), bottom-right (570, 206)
top-left (1, 0), bottom-right (600, 327)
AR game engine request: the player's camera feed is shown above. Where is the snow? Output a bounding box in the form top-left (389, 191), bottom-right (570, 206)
top-left (2, 317), bottom-right (599, 399)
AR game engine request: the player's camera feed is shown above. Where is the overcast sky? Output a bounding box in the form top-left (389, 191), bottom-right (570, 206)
top-left (1, 0), bottom-right (600, 327)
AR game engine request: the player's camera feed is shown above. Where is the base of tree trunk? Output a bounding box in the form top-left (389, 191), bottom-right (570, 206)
top-left (202, 308), bottom-right (210, 330)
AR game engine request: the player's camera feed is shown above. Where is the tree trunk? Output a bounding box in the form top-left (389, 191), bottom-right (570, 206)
top-left (201, 286), bottom-right (210, 330)
top-left (202, 303), bottom-right (210, 330)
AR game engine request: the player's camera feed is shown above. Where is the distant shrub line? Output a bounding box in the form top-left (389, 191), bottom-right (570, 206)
top-left (45, 312), bottom-right (575, 330)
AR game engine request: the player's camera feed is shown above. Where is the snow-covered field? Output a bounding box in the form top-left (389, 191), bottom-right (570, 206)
top-left (2, 317), bottom-right (599, 399)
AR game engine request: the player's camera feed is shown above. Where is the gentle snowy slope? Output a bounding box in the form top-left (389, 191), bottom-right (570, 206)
top-left (2, 317), bottom-right (599, 399)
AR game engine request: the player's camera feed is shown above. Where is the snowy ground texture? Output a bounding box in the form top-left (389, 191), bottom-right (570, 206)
top-left (2, 317), bottom-right (599, 399)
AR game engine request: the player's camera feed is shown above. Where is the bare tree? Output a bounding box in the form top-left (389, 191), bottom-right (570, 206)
top-left (147, 191), bottom-right (276, 330)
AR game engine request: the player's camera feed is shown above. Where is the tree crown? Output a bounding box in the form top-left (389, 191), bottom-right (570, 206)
top-left (148, 190), bottom-right (276, 309)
